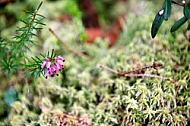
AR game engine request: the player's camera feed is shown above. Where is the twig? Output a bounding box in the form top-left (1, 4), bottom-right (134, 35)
top-left (99, 64), bottom-right (118, 74)
top-left (118, 62), bottom-right (163, 75)
top-left (123, 74), bottom-right (175, 83)
top-left (49, 28), bottom-right (91, 60)
top-left (99, 64), bottom-right (175, 84)
top-left (174, 82), bottom-right (181, 97)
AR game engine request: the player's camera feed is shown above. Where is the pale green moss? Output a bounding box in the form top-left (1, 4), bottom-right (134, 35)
top-left (0, 0), bottom-right (189, 126)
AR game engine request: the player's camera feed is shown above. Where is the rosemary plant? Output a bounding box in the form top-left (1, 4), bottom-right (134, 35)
top-left (151, 0), bottom-right (190, 38)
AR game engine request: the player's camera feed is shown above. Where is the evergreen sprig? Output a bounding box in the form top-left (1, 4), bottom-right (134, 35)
top-left (25, 50), bottom-right (56, 79)
top-left (25, 54), bottom-right (46, 79)
top-left (0, 2), bottom-right (45, 76)
top-left (11, 1), bottom-right (45, 57)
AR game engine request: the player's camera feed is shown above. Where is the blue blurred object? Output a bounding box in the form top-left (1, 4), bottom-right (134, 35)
top-left (3, 88), bottom-right (18, 106)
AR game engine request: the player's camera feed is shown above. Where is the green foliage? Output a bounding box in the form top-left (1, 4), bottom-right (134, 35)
top-left (170, 16), bottom-right (187, 32)
top-left (163, 0), bottom-right (172, 20)
top-left (151, 0), bottom-right (190, 38)
top-left (64, 0), bottom-right (82, 20)
top-left (151, 9), bottom-right (165, 38)
top-left (0, 2), bottom-right (45, 77)
top-left (151, 0), bottom-right (172, 38)
top-left (184, 3), bottom-right (190, 18)
top-left (25, 54), bottom-right (46, 79)
top-left (11, 5), bottom-right (45, 57)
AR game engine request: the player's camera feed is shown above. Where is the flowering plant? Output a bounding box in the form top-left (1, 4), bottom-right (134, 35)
top-left (41, 54), bottom-right (65, 79)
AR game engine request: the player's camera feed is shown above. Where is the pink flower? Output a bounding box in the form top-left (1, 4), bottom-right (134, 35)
top-left (41, 56), bottom-right (65, 79)
top-left (56, 55), bottom-right (65, 61)
top-left (45, 69), bottom-right (50, 79)
top-left (56, 63), bottom-right (64, 70)
top-left (55, 56), bottom-right (65, 66)
top-left (41, 58), bottom-right (50, 69)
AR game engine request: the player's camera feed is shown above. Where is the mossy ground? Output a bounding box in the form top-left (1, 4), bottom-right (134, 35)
top-left (0, 0), bottom-right (189, 125)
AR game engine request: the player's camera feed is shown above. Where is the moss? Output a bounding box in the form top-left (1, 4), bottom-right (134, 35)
top-left (0, 0), bottom-right (189, 125)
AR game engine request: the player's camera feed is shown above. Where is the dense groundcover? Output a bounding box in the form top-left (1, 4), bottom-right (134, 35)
top-left (0, 0), bottom-right (189, 126)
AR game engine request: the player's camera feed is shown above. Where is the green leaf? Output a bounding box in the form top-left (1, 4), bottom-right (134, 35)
top-left (151, 9), bottom-right (165, 38)
top-left (3, 88), bottom-right (18, 106)
top-left (171, 16), bottom-right (187, 32)
top-left (184, 3), bottom-right (190, 19)
top-left (187, 23), bottom-right (190, 30)
top-left (163, 0), bottom-right (172, 20)
top-left (37, 1), bottom-right (43, 11)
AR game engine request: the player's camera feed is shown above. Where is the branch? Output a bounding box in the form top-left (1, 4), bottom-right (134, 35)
top-left (99, 64), bottom-right (118, 74)
top-left (123, 73), bottom-right (175, 83)
top-left (49, 28), bottom-right (91, 60)
top-left (99, 64), bottom-right (175, 84)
